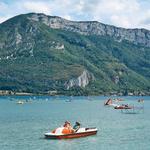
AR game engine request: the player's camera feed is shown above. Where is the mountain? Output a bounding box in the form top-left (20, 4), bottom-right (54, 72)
top-left (0, 13), bottom-right (150, 95)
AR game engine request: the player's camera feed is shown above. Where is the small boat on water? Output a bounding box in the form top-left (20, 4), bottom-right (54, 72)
top-left (104, 99), bottom-right (119, 107)
top-left (45, 121), bottom-right (98, 139)
top-left (45, 127), bottom-right (98, 139)
top-left (104, 98), bottom-right (112, 106)
top-left (138, 99), bottom-right (144, 103)
top-left (16, 101), bottom-right (24, 104)
top-left (65, 99), bottom-right (72, 102)
top-left (114, 104), bottom-right (133, 109)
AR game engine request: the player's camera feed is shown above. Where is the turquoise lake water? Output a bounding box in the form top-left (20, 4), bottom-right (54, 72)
top-left (0, 96), bottom-right (150, 150)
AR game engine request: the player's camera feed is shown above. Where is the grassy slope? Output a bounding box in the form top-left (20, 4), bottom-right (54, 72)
top-left (0, 15), bottom-right (150, 95)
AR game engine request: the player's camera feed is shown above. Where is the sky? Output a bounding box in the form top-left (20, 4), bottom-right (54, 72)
top-left (0, 0), bottom-right (150, 30)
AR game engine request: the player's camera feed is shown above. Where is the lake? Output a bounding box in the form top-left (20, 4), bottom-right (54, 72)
top-left (0, 96), bottom-right (149, 150)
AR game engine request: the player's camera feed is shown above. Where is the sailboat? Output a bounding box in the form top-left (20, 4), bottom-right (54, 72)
top-left (104, 98), bottom-right (119, 107)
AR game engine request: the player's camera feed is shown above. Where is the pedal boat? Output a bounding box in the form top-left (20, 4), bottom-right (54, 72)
top-left (114, 105), bottom-right (133, 109)
top-left (44, 127), bottom-right (98, 139)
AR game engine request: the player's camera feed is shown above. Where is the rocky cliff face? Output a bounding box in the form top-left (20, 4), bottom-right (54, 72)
top-left (65, 70), bottom-right (94, 89)
top-left (28, 13), bottom-right (150, 47)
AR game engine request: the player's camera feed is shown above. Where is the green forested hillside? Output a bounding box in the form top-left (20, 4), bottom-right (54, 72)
top-left (0, 13), bottom-right (150, 95)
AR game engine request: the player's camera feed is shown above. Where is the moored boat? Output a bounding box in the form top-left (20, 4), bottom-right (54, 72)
top-left (44, 127), bottom-right (98, 139)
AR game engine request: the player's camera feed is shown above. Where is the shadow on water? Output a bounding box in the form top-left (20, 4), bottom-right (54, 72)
top-left (39, 136), bottom-right (76, 141)
top-left (121, 112), bottom-right (141, 114)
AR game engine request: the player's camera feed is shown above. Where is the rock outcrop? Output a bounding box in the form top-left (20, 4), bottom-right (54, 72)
top-left (65, 70), bottom-right (94, 89)
top-left (28, 13), bottom-right (150, 47)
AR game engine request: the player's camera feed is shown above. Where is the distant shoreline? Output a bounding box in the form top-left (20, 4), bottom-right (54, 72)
top-left (0, 90), bottom-right (149, 96)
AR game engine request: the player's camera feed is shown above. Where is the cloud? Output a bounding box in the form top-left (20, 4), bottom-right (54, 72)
top-left (0, 2), bottom-right (9, 15)
top-left (139, 10), bottom-right (150, 29)
top-left (0, 0), bottom-right (150, 30)
top-left (0, 2), bottom-right (15, 22)
top-left (23, 1), bottom-right (51, 14)
top-left (63, 15), bottom-right (72, 20)
top-left (110, 15), bottom-right (131, 28)
top-left (89, 0), bottom-right (141, 28)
